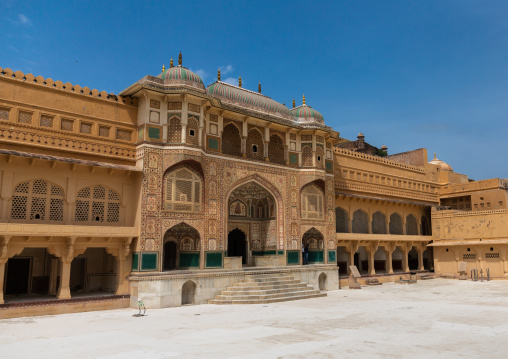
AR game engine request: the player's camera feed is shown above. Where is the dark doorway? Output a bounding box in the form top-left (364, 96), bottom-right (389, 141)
top-left (70, 257), bottom-right (87, 292)
top-left (228, 229), bottom-right (247, 264)
top-left (354, 252), bottom-right (360, 270)
top-left (164, 241), bottom-right (177, 270)
top-left (5, 257), bottom-right (31, 295)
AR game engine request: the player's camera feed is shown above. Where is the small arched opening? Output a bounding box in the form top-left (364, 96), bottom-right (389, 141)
top-left (181, 280), bottom-right (197, 305)
top-left (318, 272), bottom-right (327, 291)
top-left (228, 229), bottom-right (247, 264)
top-left (408, 247), bottom-right (419, 270)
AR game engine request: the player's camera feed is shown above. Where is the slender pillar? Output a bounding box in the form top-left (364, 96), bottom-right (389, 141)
top-left (0, 260), bottom-right (6, 304)
top-left (115, 256), bottom-right (126, 295)
top-left (241, 137), bottom-right (247, 157)
top-left (57, 260), bottom-right (72, 300)
top-left (368, 250), bottom-right (376, 275)
top-left (401, 247), bottom-right (410, 272)
top-left (386, 248), bottom-right (394, 274)
top-left (418, 246), bottom-right (425, 271)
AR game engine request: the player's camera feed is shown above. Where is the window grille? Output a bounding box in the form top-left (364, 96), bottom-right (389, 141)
top-left (10, 179), bottom-right (64, 222)
top-left (163, 167), bottom-right (202, 212)
top-left (302, 145), bottom-right (313, 166)
top-left (0, 107), bottom-right (9, 121)
top-left (486, 252), bottom-right (499, 259)
top-left (18, 111), bottom-right (32, 124)
top-left (74, 185), bottom-right (120, 224)
top-left (301, 183), bottom-right (324, 219)
top-left (463, 253), bottom-right (476, 260)
top-left (269, 134), bottom-right (285, 164)
top-left (222, 123), bottom-right (241, 157)
top-left (40, 115), bottom-right (54, 128)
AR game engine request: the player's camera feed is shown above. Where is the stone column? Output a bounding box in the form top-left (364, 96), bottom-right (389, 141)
top-left (401, 246), bottom-right (410, 272)
top-left (348, 250), bottom-right (355, 275)
top-left (367, 249), bottom-right (376, 275)
top-left (385, 245), bottom-right (394, 274)
top-left (418, 246), bottom-right (425, 271)
top-left (57, 259), bottom-right (72, 300)
top-left (0, 260), bottom-right (6, 304)
top-left (263, 141), bottom-right (269, 161)
top-left (241, 137), bottom-right (247, 157)
top-left (181, 124), bottom-right (187, 144)
top-left (181, 96), bottom-right (188, 143)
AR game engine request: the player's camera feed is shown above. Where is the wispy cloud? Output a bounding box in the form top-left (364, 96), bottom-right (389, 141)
top-left (18, 14), bottom-right (31, 26)
top-left (223, 77), bottom-right (240, 86)
top-left (192, 68), bottom-right (207, 81)
top-left (220, 65), bottom-right (234, 75)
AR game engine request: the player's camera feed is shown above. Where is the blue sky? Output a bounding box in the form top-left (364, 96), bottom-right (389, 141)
top-left (1, 1), bottom-right (507, 180)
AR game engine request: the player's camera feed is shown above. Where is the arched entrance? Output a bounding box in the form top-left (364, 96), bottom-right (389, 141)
top-left (163, 223), bottom-right (200, 271)
top-left (228, 229), bottom-right (247, 264)
top-left (302, 228), bottom-right (324, 264)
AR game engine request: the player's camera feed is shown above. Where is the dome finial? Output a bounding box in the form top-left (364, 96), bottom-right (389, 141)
top-left (303, 94), bottom-right (306, 105)
top-left (162, 64), bottom-right (165, 72)
top-left (433, 152), bottom-right (437, 159)
top-left (292, 98), bottom-right (295, 108)
top-left (258, 82), bottom-right (261, 93)
top-left (283, 101), bottom-right (285, 107)
top-left (239, 76), bottom-right (242, 88)
top-left (170, 58), bottom-right (173, 68)
top-left (178, 51), bottom-right (182, 66)
top-left (218, 68), bottom-right (221, 81)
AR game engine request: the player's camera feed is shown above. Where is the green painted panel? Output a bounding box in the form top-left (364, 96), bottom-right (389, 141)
top-left (132, 252), bottom-right (139, 271)
top-left (208, 137), bottom-right (219, 150)
top-left (308, 250), bottom-right (324, 263)
top-left (252, 250), bottom-right (277, 256)
top-left (287, 250), bottom-right (300, 265)
top-left (179, 252), bottom-right (200, 268)
top-left (278, 250), bottom-right (284, 256)
top-left (137, 128), bottom-right (144, 141)
top-left (140, 252), bottom-right (158, 271)
top-left (325, 160), bottom-right (333, 171)
top-left (289, 153), bottom-right (298, 164)
top-left (328, 250), bottom-right (336, 263)
top-left (148, 126), bottom-right (161, 139)
top-left (205, 252), bottom-right (223, 268)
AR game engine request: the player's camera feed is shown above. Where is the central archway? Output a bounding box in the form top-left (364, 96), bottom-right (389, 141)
top-left (228, 229), bottom-right (247, 264)
top-left (163, 223), bottom-right (200, 271)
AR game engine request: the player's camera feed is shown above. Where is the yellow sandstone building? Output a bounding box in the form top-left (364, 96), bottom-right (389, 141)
top-left (0, 55), bottom-right (506, 317)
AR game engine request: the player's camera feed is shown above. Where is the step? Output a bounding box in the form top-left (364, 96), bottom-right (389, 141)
top-left (225, 283), bottom-right (309, 292)
top-left (244, 273), bottom-right (293, 280)
top-left (214, 289), bottom-right (322, 301)
top-left (221, 286), bottom-right (315, 296)
top-left (209, 292), bottom-right (327, 305)
top-left (237, 278), bottom-right (300, 286)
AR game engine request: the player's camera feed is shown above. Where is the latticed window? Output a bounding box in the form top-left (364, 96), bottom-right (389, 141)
top-left (0, 107), bottom-right (9, 121)
top-left (163, 167), bottom-right (202, 212)
top-left (18, 111), bottom-right (32, 124)
top-left (406, 214), bottom-right (418, 235)
top-left (75, 185), bottom-right (121, 224)
top-left (316, 146), bottom-right (324, 169)
top-left (269, 134), bottom-right (285, 164)
top-left (301, 183), bottom-right (324, 219)
top-left (168, 116), bottom-right (182, 143)
top-left (222, 123), bottom-right (241, 157)
top-left (302, 145), bottom-right (313, 167)
top-left (186, 117), bottom-right (199, 145)
top-left (40, 115), bottom-right (54, 128)
top-left (246, 129), bottom-right (264, 160)
top-left (10, 179), bottom-right (64, 222)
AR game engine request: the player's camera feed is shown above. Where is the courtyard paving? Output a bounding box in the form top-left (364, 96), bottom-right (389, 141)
top-left (1, 278), bottom-right (507, 358)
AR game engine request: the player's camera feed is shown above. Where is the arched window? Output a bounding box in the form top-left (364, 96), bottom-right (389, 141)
top-left (163, 167), bottom-right (202, 212)
top-left (167, 116), bottom-right (182, 143)
top-left (352, 210), bottom-right (368, 233)
top-left (268, 134), bottom-right (285, 165)
top-left (421, 216), bottom-right (430, 236)
top-left (222, 122), bottom-right (241, 157)
top-left (302, 145), bottom-right (313, 167)
top-left (372, 211), bottom-right (387, 234)
top-left (301, 183), bottom-right (324, 219)
top-left (75, 185), bottom-right (120, 224)
top-left (186, 116), bottom-right (199, 146)
top-left (246, 129), bottom-right (264, 160)
top-left (11, 179), bottom-right (64, 222)
top-left (335, 207), bottom-right (349, 233)
top-left (389, 213), bottom-right (403, 235)
top-left (406, 214), bottom-right (418, 235)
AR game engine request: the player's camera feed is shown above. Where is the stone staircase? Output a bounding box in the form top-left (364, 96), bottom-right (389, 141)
top-left (209, 272), bottom-right (326, 304)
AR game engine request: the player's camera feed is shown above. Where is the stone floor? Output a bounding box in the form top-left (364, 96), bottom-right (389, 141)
top-left (1, 279), bottom-right (507, 359)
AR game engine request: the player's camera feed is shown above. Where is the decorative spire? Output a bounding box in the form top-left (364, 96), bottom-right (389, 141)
top-left (258, 82), bottom-right (261, 93)
top-left (283, 101), bottom-right (285, 107)
top-left (170, 58), bottom-right (173, 68)
top-left (292, 98), bottom-right (295, 108)
top-left (433, 152), bottom-right (437, 159)
top-left (162, 64), bottom-right (165, 72)
top-left (218, 68), bottom-right (221, 81)
top-left (178, 51), bottom-right (182, 66)
top-left (303, 94), bottom-right (306, 105)
top-left (239, 76), bottom-right (242, 88)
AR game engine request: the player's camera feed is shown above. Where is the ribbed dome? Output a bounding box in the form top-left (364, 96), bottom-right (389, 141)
top-left (429, 153), bottom-right (453, 171)
top-left (207, 81), bottom-right (293, 120)
top-left (290, 105), bottom-right (324, 125)
top-left (157, 66), bottom-right (205, 90)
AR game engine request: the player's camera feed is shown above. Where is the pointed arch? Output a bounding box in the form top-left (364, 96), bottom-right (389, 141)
top-left (335, 207), bottom-right (349, 233)
top-left (406, 214), bottom-right (418, 235)
top-left (246, 128), bottom-right (264, 160)
top-left (163, 164), bottom-right (203, 212)
top-left (389, 212), bottom-right (403, 235)
top-left (74, 184), bottom-right (120, 224)
top-left (167, 115), bottom-right (182, 143)
top-left (352, 209), bottom-right (368, 233)
top-left (222, 122), bottom-right (241, 157)
top-left (372, 211), bottom-right (387, 234)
